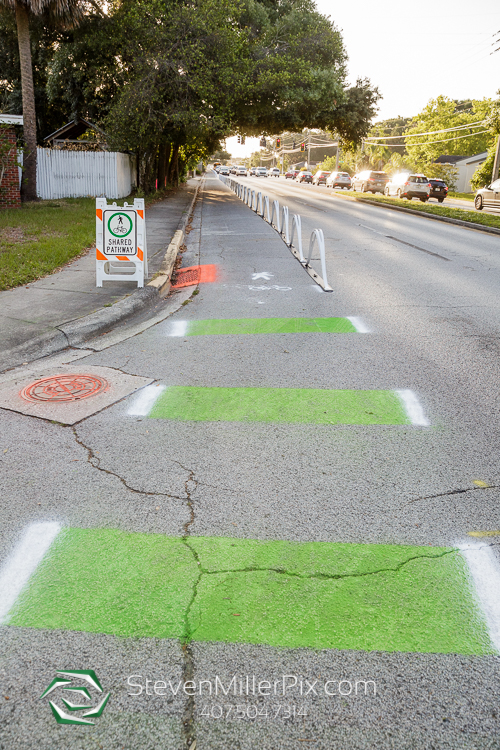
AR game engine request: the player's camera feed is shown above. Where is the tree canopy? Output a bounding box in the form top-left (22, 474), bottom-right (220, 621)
top-left (1, 0), bottom-right (380, 191)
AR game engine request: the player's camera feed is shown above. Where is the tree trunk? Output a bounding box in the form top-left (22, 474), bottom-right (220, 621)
top-left (157, 142), bottom-right (170, 189)
top-left (15, 0), bottom-right (37, 202)
top-left (167, 143), bottom-right (179, 187)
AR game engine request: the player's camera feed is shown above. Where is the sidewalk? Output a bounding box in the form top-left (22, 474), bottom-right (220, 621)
top-left (0, 179), bottom-right (199, 371)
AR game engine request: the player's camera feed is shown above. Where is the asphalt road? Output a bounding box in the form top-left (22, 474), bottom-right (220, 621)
top-left (1, 171), bottom-right (500, 749)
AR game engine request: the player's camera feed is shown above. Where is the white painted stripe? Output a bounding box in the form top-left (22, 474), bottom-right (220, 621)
top-left (358, 223), bottom-right (386, 236)
top-left (459, 542), bottom-right (500, 653)
top-left (394, 389), bottom-right (430, 426)
top-left (127, 384), bottom-right (166, 416)
top-left (0, 522), bottom-right (61, 623)
top-left (346, 316), bottom-right (371, 333)
top-left (169, 320), bottom-right (188, 337)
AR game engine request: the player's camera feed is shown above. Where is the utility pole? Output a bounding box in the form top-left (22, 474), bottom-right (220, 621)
top-left (335, 143), bottom-right (340, 171)
top-left (492, 134), bottom-right (500, 184)
top-left (307, 132), bottom-right (310, 170)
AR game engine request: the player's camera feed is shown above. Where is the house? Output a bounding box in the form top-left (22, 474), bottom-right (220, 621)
top-left (434, 152), bottom-right (488, 193)
top-left (454, 152), bottom-right (488, 192)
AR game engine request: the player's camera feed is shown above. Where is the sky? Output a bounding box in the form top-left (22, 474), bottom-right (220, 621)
top-left (227, 0), bottom-right (500, 158)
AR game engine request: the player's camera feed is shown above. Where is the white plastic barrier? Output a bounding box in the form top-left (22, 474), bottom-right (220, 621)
top-left (218, 174), bottom-right (332, 292)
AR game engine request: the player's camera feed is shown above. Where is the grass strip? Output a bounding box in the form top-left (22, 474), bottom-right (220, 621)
top-left (338, 191), bottom-right (500, 230)
top-left (186, 318), bottom-right (358, 336)
top-left (0, 198), bottom-right (96, 290)
top-left (8, 529), bottom-right (494, 654)
top-left (148, 387), bottom-right (409, 425)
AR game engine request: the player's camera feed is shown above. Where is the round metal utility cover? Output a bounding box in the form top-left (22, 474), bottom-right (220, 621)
top-left (20, 374), bottom-right (109, 403)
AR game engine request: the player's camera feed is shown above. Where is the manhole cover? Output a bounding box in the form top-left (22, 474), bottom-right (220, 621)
top-left (20, 374), bottom-right (109, 403)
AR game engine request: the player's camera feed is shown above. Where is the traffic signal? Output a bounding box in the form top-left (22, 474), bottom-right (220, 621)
top-left (292, 140), bottom-right (296, 149)
top-left (259, 137), bottom-right (267, 147)
top-left (237, 135), bottom-right (241, 144)
top-left (276, 137), bottom-right (281, 147)
top-left (300, 142), bottom-right (305, 152)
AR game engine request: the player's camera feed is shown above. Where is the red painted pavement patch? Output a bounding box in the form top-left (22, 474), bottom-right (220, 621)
top-left (171, 265), bottom-right (218, 289)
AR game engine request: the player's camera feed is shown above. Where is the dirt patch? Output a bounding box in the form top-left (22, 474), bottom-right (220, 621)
top-left (1, 227), bottom-right (37, 244)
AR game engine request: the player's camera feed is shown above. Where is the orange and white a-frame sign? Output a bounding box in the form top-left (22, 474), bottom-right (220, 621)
top-left (95, 197), bottom-right (147, 287)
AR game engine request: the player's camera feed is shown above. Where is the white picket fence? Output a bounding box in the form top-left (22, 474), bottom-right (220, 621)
top-left (18, 149), bottom-right (137, 199)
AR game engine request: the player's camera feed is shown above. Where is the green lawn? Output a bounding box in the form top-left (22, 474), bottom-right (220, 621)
top-left (0, 198), bottom-right (95, 290)
top-left (338, 191), bottom-right (500, 230)
top-left (448, 191), bottom-right (474, 201)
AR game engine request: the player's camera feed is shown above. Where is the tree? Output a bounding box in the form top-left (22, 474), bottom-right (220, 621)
top-left (0, 0), bottom-right (84, 200)
top-left (403, 96), bottom-right (494, 168)
top-left (210, 150), bottom-right (231, 164)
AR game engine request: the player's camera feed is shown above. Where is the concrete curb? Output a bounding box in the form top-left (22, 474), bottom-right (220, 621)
top-left (331, 192), bottom-right (500, 236)
top-left (147, 178), bottom-right (203, 296)
top-left (0, 179), bottom-right (203, 372)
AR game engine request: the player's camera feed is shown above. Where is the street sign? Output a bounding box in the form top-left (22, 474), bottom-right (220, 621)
top-left (95, 198), bottom-right (147, 287)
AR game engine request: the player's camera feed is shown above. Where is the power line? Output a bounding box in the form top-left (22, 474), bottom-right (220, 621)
top-left (365, 120), bottom-right (486, 142)
top-left (371, 129), bottom-right (490, 147)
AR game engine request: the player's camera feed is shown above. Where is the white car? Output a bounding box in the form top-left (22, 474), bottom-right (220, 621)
top-left (269, 168), bottom-right (280, 178)
top-left (385, 173), bottom-right (430, 201)
top-left (236, 166), bottom-right (247, 176)
top-left (219, 166), bottom-right (230, 175)
top-left (255, 167), bottom-right (268, 177)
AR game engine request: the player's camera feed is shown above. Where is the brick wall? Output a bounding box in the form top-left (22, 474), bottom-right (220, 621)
top-left (0, 126), bottom-right (21, 209)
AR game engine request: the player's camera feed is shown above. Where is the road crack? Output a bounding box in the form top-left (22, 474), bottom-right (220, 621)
top-left (71, 427), bottom-right (186, 500)
top-left (194, 548), bottom-right (457, 583)
top-left (405, 485), bottom-right (498, 505)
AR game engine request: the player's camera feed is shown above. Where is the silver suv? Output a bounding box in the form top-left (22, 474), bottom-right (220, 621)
top-left (385, 173), bottom-right (430, 202)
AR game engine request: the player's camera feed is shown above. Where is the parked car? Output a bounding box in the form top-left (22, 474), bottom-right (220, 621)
top-left (312, 170), bottom-right (331, 185)
top-left (296, 171), bottom-right (313, 183)
top-left (219, 166), bottom-right (230, 175)
top-left (351, 170), bottom-right (389, 193)
top-left (255, 167), bottom-right (268, 177)
top-left (285, 170), bottom-right (298, 179)
top-left (474, 179), bottom-right (500, 210)
top-left (384, 173), bottom-right (430, 201)
top-left (269, 167), bottom-right (280, 178)
top-left (326, 171), bottom-right (351, 189)
top-left (428, 179), bottom-right (448, 203)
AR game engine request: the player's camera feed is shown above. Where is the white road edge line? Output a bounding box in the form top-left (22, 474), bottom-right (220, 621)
top-left (127, 384), bottom-right (166, 416)
top-left (0, 521), bottom-right (61, 624)
top-left (394, 389), bottom-right (430, 426)
top-left (169, 320), bottom-right (189, 337)
top-left (458, 542), bottom-right (500, 653)
top-left (346, 316), bottom-right (371, 333)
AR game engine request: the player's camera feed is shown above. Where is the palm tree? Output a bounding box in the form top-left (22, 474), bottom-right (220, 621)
top-left (1, 0), bottom-right (84, 200)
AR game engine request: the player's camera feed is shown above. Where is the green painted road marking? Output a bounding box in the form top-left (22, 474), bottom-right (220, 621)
top-left (9, 529), bottom-right (196, 639)
top-left (186, 318), bottom-right (358, 335)
top-left (8, 529), bottom-right (494, 655)
top-left (148, 387), bottom-right (410, 424)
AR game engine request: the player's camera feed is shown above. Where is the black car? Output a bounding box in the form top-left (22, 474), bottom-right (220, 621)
top-left (428, 179), bottom-right (448, 203)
